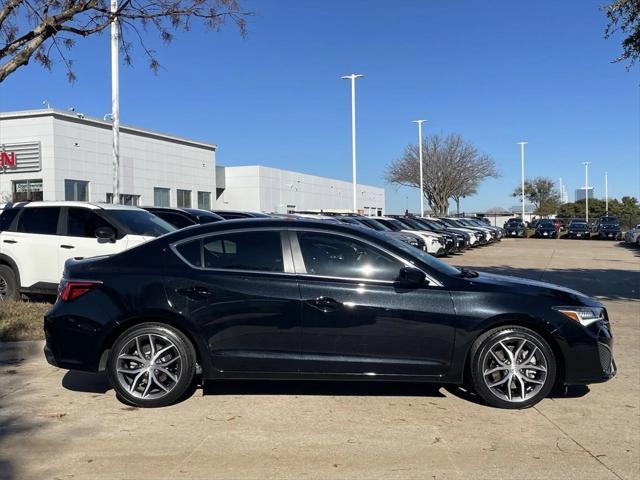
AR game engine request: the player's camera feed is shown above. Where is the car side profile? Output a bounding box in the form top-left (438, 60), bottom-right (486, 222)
top-left (142, 207), bottom-right (225, 229)
top-left (44, 218), bottom-right (615, 409)
top-left (0, 202), bottom-right (175, 299)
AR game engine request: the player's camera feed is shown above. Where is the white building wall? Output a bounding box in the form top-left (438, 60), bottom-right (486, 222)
top-left (219, 165), bottom-right (385, 214)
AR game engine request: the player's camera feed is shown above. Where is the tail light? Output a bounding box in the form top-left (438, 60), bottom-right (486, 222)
top-left (58, 280), bottom-right (100, 302)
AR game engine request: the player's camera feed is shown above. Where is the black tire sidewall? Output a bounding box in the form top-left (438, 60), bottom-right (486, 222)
top-left (107, 322), bottom-right (196, 408)
top-left (0, 265), bottom-right (19, 301)
top-left (470, 326), bottom-right (556, 409)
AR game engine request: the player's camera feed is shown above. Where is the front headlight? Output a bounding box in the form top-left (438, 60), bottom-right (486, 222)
top-left (554, 306), bottom-right (605, 327)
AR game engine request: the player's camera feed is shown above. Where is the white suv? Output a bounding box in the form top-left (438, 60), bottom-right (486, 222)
top-left (0, 202), bottom-right (175, 300)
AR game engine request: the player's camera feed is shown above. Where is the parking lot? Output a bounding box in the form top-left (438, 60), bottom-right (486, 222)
top-left (0, 238), bottom-right (638, 480)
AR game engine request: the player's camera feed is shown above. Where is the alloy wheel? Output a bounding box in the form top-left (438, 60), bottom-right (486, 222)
top-left (482, 336), bottom-right (548, 403)
top-left (0, 277), bottom-right (8, 301)
top-left (115, 333), bottom-right (182, 400)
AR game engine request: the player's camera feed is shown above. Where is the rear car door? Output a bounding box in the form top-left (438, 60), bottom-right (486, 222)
top-left (166, 228), bottom-right (302, 373)
top-left (292, 229), bottom-right (456, 376)
top-left (3, 206), bottom-right (62, 289)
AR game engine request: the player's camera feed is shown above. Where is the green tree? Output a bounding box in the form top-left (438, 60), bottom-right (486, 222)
top-left (603, 0), bottom-right (640, 68)
top-left (512, 177), bottom-right (560, 217)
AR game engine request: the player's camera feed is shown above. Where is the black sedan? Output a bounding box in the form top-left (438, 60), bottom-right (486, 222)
top-left (44, 219), bottom-right (615, 409)
top-left (566, 220), bottom-right (590, 239)
top-left (534, 219), bottom-right (558, 238)
top-left (504, 219), bottom-right (527, 238)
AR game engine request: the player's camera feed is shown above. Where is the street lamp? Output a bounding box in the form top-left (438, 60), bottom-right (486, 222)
top-left (605, 171), bottom-right (608, 215)
top-left (517, 142), bottom-right (528, 221)
top-left (412, 120), bottom-right (427, 217)
top-left (111, 0), bottom-right (120, 204)
top-left (583, 161), bottom-right (591, 224)
top-left (341, 73), bottom-right (364, 213)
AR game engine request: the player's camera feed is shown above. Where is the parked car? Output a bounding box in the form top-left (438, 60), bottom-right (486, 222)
top-left (374, 217), bottom-right (446, 256)
top-left (504, 219), bottom-right (527, 238)
top-left (389, 216), bottom-right (458, 255)
top-left (143, 207), bottom-right (224, 229)
top-left (45, 218), bottom-right (616, 409)
top-left (592, 216), bottom-right (622, 240)
top-left (211, 210), bottom-right (270, 220)
top-left (409, 216), bottom-right (470, 250)
top-left (566, 220), bottom-right (590, 240)
top-left (458, 217), bottom-right (503, 241)
top-left (0, 202), bottom-right (175, 300)
top-left (534, 219), bottom-right (558, 238)
top-left (427, 218), bottom-right (480, 247)
top-left (333, 215), bottom-right (428, 252)
top-left (439, 218), bottom-right (491, 244)
top-left (623, 224), bottom-right (640, 247)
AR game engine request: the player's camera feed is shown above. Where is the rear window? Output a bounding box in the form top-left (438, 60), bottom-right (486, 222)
top-left (17, 207), bottom-right (61, 235)
top-left (106, 210), bottom-right (176, 237)
top-left (0, 209), bottom-right (19, 231)
top-left (67, 208), bottom-right (114, 238)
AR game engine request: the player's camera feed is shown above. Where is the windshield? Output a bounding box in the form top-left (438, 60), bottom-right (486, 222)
top-left (398, 217), bottom-right (425, 230)
top-left (382, 234), bottom-right (461, 277)
top-left (107, 210), bottom-right (176, 237)
top-left (569, 222), bottom-right (587, 228)
top-left (506, 220), bottom-right (522, 226)
top-left (359, 218), bottom-right (391, 231)
top-left (600, 217), bottom-right (619, 224)
top-left (538, 219), bottom-right (554, 226)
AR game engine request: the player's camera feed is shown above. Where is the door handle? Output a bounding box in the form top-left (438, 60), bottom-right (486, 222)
top-left (3, 240), bottom-right (17, 244)
top-left (307, 296), bottom-right (342, 313)
top-left (60, 245), bottom-right (75, 249)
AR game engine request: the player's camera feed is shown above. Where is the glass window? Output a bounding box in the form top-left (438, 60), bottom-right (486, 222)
top-left (176, 239), bottom-right (202, 267)
top-left (177, 189), bottom-right (192, 208)
top-left (200, 231), bottom-right (284, 272)
top-left (0, 209), bottom-right (19, 231)
top-left (154, 188), bottom-right (170, 207)
top-left (12, 179), bottom-right (43, 202)
top-left (106, 193), bottom-right (140, 206)
top-left (17, 207), bottom-right (61, 235)
top-left (154, 211), bottom-right (195, 229)
top-left (67, 208), bottom-right (113, 238)
top-left (197, 191), bottom-right (211, 210)
top-left (65, 180), bottom-right (89, 201)
top-left (106, 210), bottom-right (176, 237)
top-left (297, 231), bottom-right (403, 281)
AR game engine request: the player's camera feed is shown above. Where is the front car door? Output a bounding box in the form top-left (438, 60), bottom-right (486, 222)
top-left (291, 229), bottom-right (457, 377)
top-left (166, 228), bottom-right (302, 374)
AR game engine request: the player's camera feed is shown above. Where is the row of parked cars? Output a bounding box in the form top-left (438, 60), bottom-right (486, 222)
top-left (503, 216), bottom-right (624, 240)
top-left (0, 201), bottom-right (503, 302)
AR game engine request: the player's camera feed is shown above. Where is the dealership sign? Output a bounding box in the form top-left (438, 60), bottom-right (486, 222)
top-left (0, 142), bottom-right (41, 173)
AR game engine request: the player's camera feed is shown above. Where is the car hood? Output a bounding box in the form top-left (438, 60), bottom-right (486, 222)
top-left (469, 271), bottom-right (598, 306)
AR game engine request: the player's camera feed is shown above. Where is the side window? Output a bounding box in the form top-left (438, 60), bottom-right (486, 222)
top-left (67, 208), bottom-right (113, 238)
top-left (155, 212), bottom-right (195, 229)
top-left (176, 239), bottom-right (202, 267)
top-left (0, 209), bottom-right (19, 231)
top-left (16, 207), bottom-right (61, 235)
top-left (297, 232), bottom-right (403, 281)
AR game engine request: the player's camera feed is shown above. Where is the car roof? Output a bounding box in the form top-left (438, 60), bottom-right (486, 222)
top-left (10, 201), bottom-right (142, 211)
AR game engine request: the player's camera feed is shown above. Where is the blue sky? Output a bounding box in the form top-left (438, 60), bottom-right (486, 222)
top-left (1, 0), bottom-right (638, 213)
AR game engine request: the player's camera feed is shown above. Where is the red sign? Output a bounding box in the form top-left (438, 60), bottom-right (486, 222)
top-left (0, 151), bottom-right (16, 168)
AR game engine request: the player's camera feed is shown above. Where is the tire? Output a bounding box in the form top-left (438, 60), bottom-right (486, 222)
top-left (469, 326), bottom-right (556, 409)
top-left (107, 322), bottom-right (197, 408)
top-left (0, 265), bottom-right (20, 301)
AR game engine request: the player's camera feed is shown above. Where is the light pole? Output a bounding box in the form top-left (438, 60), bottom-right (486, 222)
top-left (605, 171), bottom-right (608, 215)
top-left (111, 0), bottom-right (120, 204)
top-left (412, 120), bottom-right (427, 217)
top-left (559, 177), bottom-right (563, 205)
top-left (583, 161), bottom-right (591, 224)
top-left (517, 142), bottom-right (527, 221)
top-left (341, 74), bottom-right (364, 213)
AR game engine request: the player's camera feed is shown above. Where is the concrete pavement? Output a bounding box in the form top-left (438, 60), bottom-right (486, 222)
top-left (0, 238), bottom-right (638, 480)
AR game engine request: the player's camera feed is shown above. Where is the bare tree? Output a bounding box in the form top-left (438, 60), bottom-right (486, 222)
top-left (0, 0), bottom-right (251, 82)
top-left (385, 133), bottom-right (499, 216)
top-left (512, 177), bottom-right (560, 217)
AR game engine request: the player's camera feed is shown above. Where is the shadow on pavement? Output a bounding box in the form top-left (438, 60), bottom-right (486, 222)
top-left (62, 370), bottom-right (111, 394)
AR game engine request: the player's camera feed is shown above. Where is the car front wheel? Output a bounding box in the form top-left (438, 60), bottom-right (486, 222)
top-left (107, 322), bottom-right (197, 408)
top-left (0, 265), bottom-right (19, 301)
top-left (469, 326), bottom-right (556, 409)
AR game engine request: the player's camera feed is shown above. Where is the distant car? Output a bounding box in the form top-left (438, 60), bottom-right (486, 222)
top-left (566, 220), bottom-right (590, 240)
top-left (534, 219), bottom-right (558, 238)
top-left (623, 224), bottom-right (640, 247)
top-left (0, 202), bottom-right (175, 300)
top-left (334, 215), bottom-right (428, 252)
top-left (592, 216), bottom-right (622, 240)
top-left (212, 210), bottom-right (270, 220)
top-left (143, 207), bottom-right (224, 229)
top-left (375, 217), bottom-right (446, 256)
top-left (504, 219), bottom-right (527, 238)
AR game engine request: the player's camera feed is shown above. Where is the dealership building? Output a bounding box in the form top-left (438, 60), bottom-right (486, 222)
top-left (0, 109), bottom-right (384, 214)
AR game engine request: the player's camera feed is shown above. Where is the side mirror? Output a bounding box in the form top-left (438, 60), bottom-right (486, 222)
top-left (397, 266), bottom-right (426, 287)
top-left (95, 226), bottom-right (116, 243)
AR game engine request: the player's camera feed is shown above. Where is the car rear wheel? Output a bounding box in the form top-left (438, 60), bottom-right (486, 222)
top-left (0, 265), bottom-right (19, 301)
top-left (469, 326), bottom-right (556, 409)
top-left (107, 323), bottom-right (197, 408)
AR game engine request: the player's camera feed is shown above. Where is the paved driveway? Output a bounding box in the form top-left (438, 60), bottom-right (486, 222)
top-left (1, 239), bottom-right (638, 479)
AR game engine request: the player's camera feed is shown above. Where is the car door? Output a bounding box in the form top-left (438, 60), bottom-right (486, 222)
top-left (3, 206), bottom-right (62, 289)
top-left (292, 229), bottom-right (456, 376)
top-left (57, 207), bottom-right (127, 278)
top-left (167, 228), bottom-right (302, 373)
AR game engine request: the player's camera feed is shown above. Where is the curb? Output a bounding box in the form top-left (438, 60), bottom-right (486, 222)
top-left (0, 340), bottom-right (45, 363)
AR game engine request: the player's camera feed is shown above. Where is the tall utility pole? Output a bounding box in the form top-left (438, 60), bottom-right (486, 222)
top-left (341, 74), bottom-right (364, 213)
top-left (559, 177), bottom-right (563, 204)
top-left (583, 161), bottom-right (591, 224)
top-left (412, 120), bottom-right (427, 217)
top-left (517, 142), bottom-right (527, 220)
top-left (605, 172), bottom-right (608, 214)
top-left (111, 0), bottom-right (120, 204)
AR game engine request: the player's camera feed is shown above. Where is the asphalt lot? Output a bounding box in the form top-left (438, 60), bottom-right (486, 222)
top-left (1, 238), bottom-right (638, 480)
